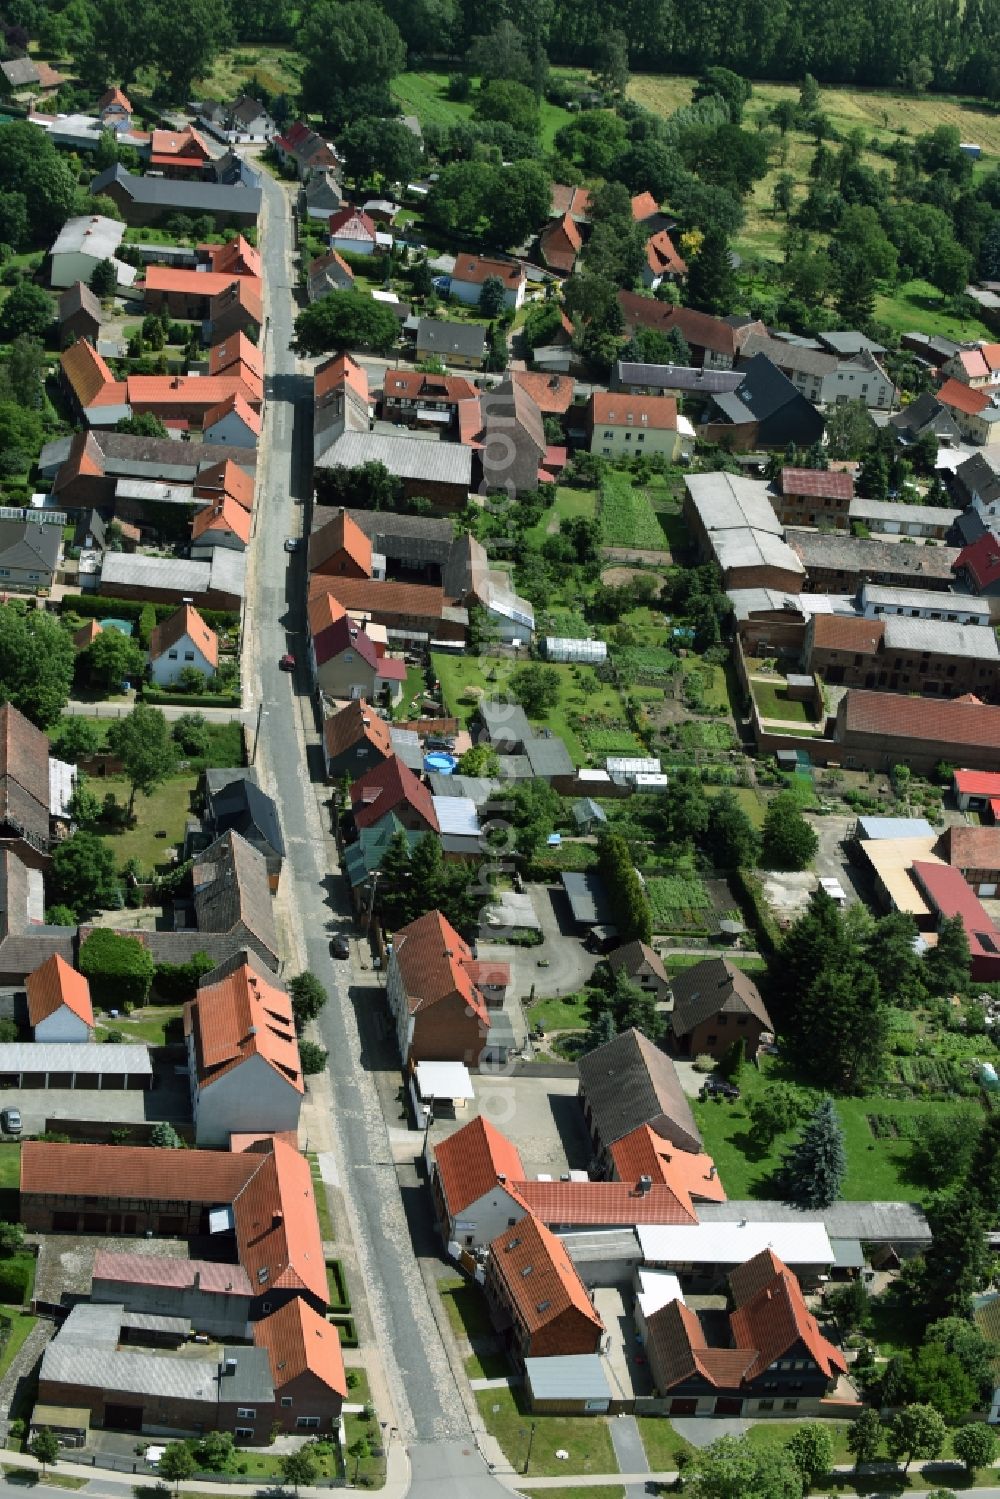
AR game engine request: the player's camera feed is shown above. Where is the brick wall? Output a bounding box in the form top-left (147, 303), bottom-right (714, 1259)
top-left (408, 992), bottom-right (487, 1066)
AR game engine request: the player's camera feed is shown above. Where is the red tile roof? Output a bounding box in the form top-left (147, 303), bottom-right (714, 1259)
top-left (315, 352), bottom-right (369, 406)
top-left (195, 458), bottom-right (255, 513)
top-left (73, 619), bottom-right (102, 650)
top-left (25, 954), bottom-right (93, 1029)
top-left (646, 1298), bottom-right (758, 1390)
top-left (149, 603), bottom-right (219, 668)
top-left (954, 770), bottom-right (1000, 797)
top-left (810, 615), bottom-right (884, 654)
top-left (911, 861), bottom-right (1000, 962)
top-left (208, 332), bottom-right (263, 382)
top-left (60, 340), bottom-right (116, 409)
top-left (539, 213), bottom-right (582, 275)
top-left (351, 754), bottom-right (438, 832)
top-left (512, 371), bottom-right (575, 415)
top-left (98, 87), bottom-right (132, 112)
top-left (781, 467), bottom-right (853, 500)
top-left (609, 1126), bottom-right (726, 1217)
top-left (434, 1116), bottom-right (525, 1217)
top-left (126, 373), bottom-right (259, 412)
top-left (550, 185), bottom-right (593, 220)
top-left (203, 236), bottom-right (262, 280)
top-left (93, 1251), bottom-right (251, 1296)
top-left (646, 230), bottom-right (686, 278)
top-left (392, 908), bottom-right (486, 1025)
top-left (192, 494), bottom-right (252, 544)
top-left (144, 266), bottom-right (258, 299)
top-left (150, 125), bottom-right (211, 159)
top-left (937, 377), bottom-right (990, 415)
top-left (21, 1139), bottom-right (256, 1201)
top-left (729, 1252), bottom-right (847, 1382)
top-left (590, 392), bottom-right (678, 431)
top-left (308, 508), bottom-right (372, 575)
top-left (489, 1214), bottom-right (604, 1338)
top-left (307, 590), bottom-right (347, 639)
top-left (618, 291), bottom-right (759, 356)
top-left (631, 192), bottom-right (660, 222)
top-left (328, 207), bottom-right (377, 243)
top-left (841, 689), bottom-right (1000, 750)
top-left (203, 391), bottom-right (261, 437)
top-left (451, 255), bottom-right (524, 290)
top-left (255, 1297), bottom-right (346, 1398)
top-left (322, 698), bottom-right (392, 764)
top-left (383, 370), bottom-right (478, 405)
top-left (511, 1179), bottom-right (696, 1226)
top-left (231, 1138), bottom-right (328, 1305)
top-left (307, 575), bottom-right (448, 624)
top-left (939, 824), bottom-right (1000, 872)
top-left (185, 963), bottom-right (303, 1093)
top-left (955, 532), bottom-right (1000, 590)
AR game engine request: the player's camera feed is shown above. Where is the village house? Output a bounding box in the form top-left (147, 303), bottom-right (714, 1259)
top-left (313, 353), bottom-right (371, 464)
top-left (307, 595), bottom-right (409, 701)
top-left (833, 689), bottom-right (1000, 773)
top-left (57, 282), bottom-right (101, 347)
top-left (253, 1297), bottom-right (347, 1429)
top-left (322, 699), bottom-right (393, 780)
top-left (308, 508), bottom-right (372, 578)
top-left (385, 909), bottom-right (491, 1065)
top-left (198, 769), bottom-right (284, 890)
top-left (937, 825), bottom-right (1000, 894)
top-left (772, 467), bottom-right (854, 529)
top-left (0, 703), bottom-right (58, 865)
top-left (617, 293), bottom-right (765, 370)
top-left (381, 370), bottom-right (479, 431)
top-left (953, 768), bottom-right (1000, 817)
top-left (449, 255), bottom-right (526, 310)
top-left (587, 392), bottom-right (694, 462)
top-left (203, 392), bottom-right (261, 447)
top-left (26, 954), bottom-right (94, 1043)
top-left (273, 121), bottom-right (340, 180)
top-left (414, 318), bottom-right (487, 370)
top-left (430, 1116), bottom-right (528, 1250)
top-left (185, 954), bottom-right (303, 1145)
top-left (889, 392), bottom-right (961, 448)
top-left (328, 206), bottom-right (381, 257)
top-left (0, 519), bottom-right (60, 593)
top-left (668, 958), bottom-right (774, 1063)
top-left (198, 96), bottom-right (275, 145)
top-left (804, 613), bottom-right (1000, 699)
top-left (303, 170), bottom-right (345, 222)
top-left (350, 755), bottom-right (438, 838)
top-left (539, 212), bottom-right (583, 276)
top-left (148, 604), bottom-right (218, 689)
top-left (953, 532), bottom-right (1000, 598)
top-left (607, 940), bottom-right (671, 1002)
top-left (936, 378), bottom-right (1000, 446)
top-left (484, 1215), bottom-right (604, 1363)
top-left (577, 1027), bottom-right (703, 1169)
top-left (192, 496), bottom-right (251, 553)
top-left (700, 355), bottom-right (825, 452)
top-left (642, 229), bottom-right (687, 289)
top-left (49, 215), bottom-right (134, 291)
top-left (190, 830), bottom-right (279, 971)
top-left (91, 166), bottom-right (261, 229)
top-left (209, 280), bottom-right (265, 343)
top-left (684, 472), bottom-right (806, 593)
top-left (307, 249), bottom-right (354, 301)
top-left (787, 531), bottom-right (959, 594)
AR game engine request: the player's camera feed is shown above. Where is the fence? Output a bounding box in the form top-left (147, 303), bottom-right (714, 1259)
top-left (67, 1452), bottom-right (349, 1487)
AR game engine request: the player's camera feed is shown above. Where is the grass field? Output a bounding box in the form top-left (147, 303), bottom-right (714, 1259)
top-left (525, 485), bottom-right (598, 546)
top-left (662, 951), bottom-right (767, 976)
top-left (307, 1154), bottom-right (335, 1242)
top-left (751, 680), bottom-right (818, 724)
top-left (693, 1057), bottom-right (966, 1200)
top-left (600, 471), bottom-right (669, 551)
top-left (0, 1145), bottom-right (20, 1189)
top-left (94, 774), bottom-right (197, 871)
top-left (475, 1387), bottom-right (617, 1477)
top-left (0, 1313), bottom-right (36, 1384)
top-left (194, 44), bottom-right (304, 101)
top-left (392, 70), bottom-right (575, 151)
top-left (95, 1005), bottom-right (182, 1046)
top-left (876, 278), bottom-right (993, 341)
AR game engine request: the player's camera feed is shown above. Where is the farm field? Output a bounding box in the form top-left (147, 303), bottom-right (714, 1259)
top-left (193, 45), bottom-right (304, 100)
top-left (599, 471), bottom-right (669, 550)
top-left (392, 70), bottom-right (576, 151)
top-left (646, 868), bottom-right (713, 935)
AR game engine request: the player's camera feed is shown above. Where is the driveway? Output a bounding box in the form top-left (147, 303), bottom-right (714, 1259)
top-left (507, 885), bottom-right (600, 1001)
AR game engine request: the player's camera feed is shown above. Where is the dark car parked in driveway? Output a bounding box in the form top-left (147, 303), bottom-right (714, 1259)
top-left (701, 1076), bottom-right (740, 1100)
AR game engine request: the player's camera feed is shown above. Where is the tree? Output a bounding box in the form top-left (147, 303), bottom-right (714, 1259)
top-left (294, 291), bottom-right (399, 356)
top-left (509, 664), bottom-right (560, 717)
top-left (921, 1187), bottom-right (990, 1321)
top-left (597, 828), bottom-right (651, 945)
top-left (50, 830), bottom-right (120, 917)
top-left (158, 1442), bottom-right (195, 1494)
top-left (298, 1039), bottom-right (328, 1075)
top-left (89, 259), bottom-right (118, 298)
top-left (192, 1431), bottom-right (236, 1473)
top-left (786, 1425), bottom-right (833, 1489)
top-left (909, 1106), bottom-right (981, 1189)
top-left (507, 778), bottom-right (564, 858)
top-left (585, 1005), bottom-right (617, 1051)
top-left (953, 1424), bottom-right (996, 1478)
top-left (0, 604), bottom-right (75, 729)
top-left (779, 1098), bottom-right (846, 1208)
top-left (467, 18), bottom-right (533, 87)
top-left (5, 335), bottom-right (46, 411)
top-left (480, 276), bottom-right (507, 319)
top-left (116, 412), bottom-right (169, 438)
top-left (924, 913), bottom-right (971, 997)
top-left (702, 789), bottom-right (759, 869)
top-left (848, 1409), bottom-right (882, 1469)
top-left (81, 628), bottom-right (145, 692)
top-left (280, 1448), bottom-right (319, 1494)
top-left (79, 928), bottom-right (155, 1007)
top-left (29, 1430), bottom-right (59, 1477)
top-left (457, 744), bottom-right (500, 777)
top-left (693, 67), bottom-right (753, 124)
top-left (926, 1317), bottom-right (998, 1401)
top-left (107, 705), bottom-right (176, 821)
top-left (906, 1342), bottom-right (978, 1423)
top-left (760, 792), bottom-right (818, 871)
top-left (149, 1121), bottom-right (182, 1148)
top-left (0, 124), bottom-right (75, 242)
top-left (475, 79), bottom-right (540, 136)
top-left (685, 226), bottom-right (735, 314)
top-left (67, 774), bottom-right (102, 827)
top-left (172, 713), bottom-right (211, 757)
top-left (0, 282), bottom-right (52, 341)
top-left (288, 971), bottom-right (327, 1032)
top-left (53, 716), bottom-right (100, 763)
top-left (686, 1434), bottom-right (803, 1499)
top-left (747, 1083), bottom-right (808, 1149)
top-left (300, 0), bottom-right (406, 128)
top-left (338, 116), bottom-right (422, 186)
top-left (886, 1404), bottom-right (946, 1472)
top-left (0, 1220), bottom-right (23, 1254)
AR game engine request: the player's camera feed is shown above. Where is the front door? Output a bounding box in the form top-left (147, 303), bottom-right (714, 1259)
top-left (714, 1397), bottom-right (743, 1416)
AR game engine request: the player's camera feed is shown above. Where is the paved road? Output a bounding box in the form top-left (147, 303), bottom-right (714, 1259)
top-left (251, 166), bottom-right (512, 1496)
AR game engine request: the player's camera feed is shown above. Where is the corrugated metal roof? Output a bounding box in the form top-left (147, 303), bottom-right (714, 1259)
top-left (0, 1043), bottom-right (150, 1074)
top-left (524, 1354), bottom-right (611, 1401)
top-left (316, 430), bottom-right (472, 486)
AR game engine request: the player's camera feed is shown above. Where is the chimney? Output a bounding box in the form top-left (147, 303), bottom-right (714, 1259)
top-left (708, 1165), bottom-right (718, 1181)
top-left (223, 1356), bottom-right (237, 1375)
top-left (193, 1269), bottom-right (200, 1291)
top-left (637, 1174), bottom-right (652, 1196)
top-left (497, 1173), bottom-right (506, 1185)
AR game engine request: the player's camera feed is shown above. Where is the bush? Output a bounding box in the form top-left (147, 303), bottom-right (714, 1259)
top-left (0, 1256), bottom-right (31, 1304)
top-left (330, 1315), bottom-right (358, 1347)
top-left (693, 1053), bottom-right (715, 1073)
top-left (326, 1259), bottom-right (350, 1311)
top-left (153, 952), bottom-right (214, 1001)
top-left (79, 929), bottom-right (154, 1007)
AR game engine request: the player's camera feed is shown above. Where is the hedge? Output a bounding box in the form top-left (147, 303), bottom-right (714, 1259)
top-left (79, 928), bottom-right (155, 1006)
top-left (0, 1256), bottom-right (31, 1305)
top-left (153, 952), bottom-right (215, 1001)
top-left (731, 866), bottom-right (781, 956)
top-left (143, 690), bottom-right (242, 708)
top-left (330, 1315), bottom-right (358, 1348)
top-left (59, 595), bottom-right (240, 631)
top-left (326, 1258), bottom-right (350, 1312)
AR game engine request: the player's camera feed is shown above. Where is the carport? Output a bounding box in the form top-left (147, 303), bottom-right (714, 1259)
top-left (0, 1043), bottom-right (152, 1089)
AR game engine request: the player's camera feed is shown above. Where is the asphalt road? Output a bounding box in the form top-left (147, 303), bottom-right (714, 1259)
top-left (252, 168), bottom-right (512, 1495)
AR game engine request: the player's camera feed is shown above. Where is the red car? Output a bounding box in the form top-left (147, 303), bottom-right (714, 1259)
top-left (279, 653), bottom-right (295, 671)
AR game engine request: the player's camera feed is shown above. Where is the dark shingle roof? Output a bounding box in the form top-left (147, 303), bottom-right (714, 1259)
top-left (668, 957), bottom-right (773, 1038)
top-left (206, 771), bottom-right (285, 859)
top-left (192, 830), bottom-right (278, 961)
top-left (91, 165), bottom-right (261, 217)
top-left (577, 1027), bottom-right (702, 1153)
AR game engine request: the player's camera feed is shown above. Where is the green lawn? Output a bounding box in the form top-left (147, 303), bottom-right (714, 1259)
top-left (681, 658), bottom-right (731, 712)
top-left (475, 1387), bottom-right (617, 1478)
top-left (529, 991), bottom-right (589, 1032)
top-left (439, 1276), bottom-right (494, 1344)
top-left (391, 69), bottom-right (574, 151)
top-left (876, 278), bottom-right (992, 342)
top-left (751, 681), bottom-right (818, 724)
top-left (693, 1058), bottom-right (966, 1201)
top-left (393, 665), bottom-right (429, 722)
top-left (525, 485), bottom-right (598, 547)
top-left (0, 1313), bottom-right (36, 1383)
top-left (0, 1145), bottom-right (20, 1189)
top-left (60, 716), bottom-right (244, 771)
top-left (92, 774), bottom-right (197, 872)
top-left (430, 653), bottom-right (634, 765)
top-left (307, 1154), bottom-right (334, 1242)
top-left (661, 952), bottom-right (767, 977)
top-left (704, 785), bottom-right (767, 829)
top-left (95, 1005), bottom-right (182, 1046)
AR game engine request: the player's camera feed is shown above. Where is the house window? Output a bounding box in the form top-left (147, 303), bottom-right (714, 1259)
top-left (296, 1417), bottom-right (320, 1430)
top-left (344, 652), bottom-right (353, 662)
top-left (237, 1409), bottom-right (256, 1419)
top-left (637, 433), bottom-right (645, 442)
top-left (782, 1400), bottom-right (799, 1411)
top-left (184, 651), bottom-right (194, 660)
top-left (757, 1399), bottom-right (774, 1411)
top-left (236, 1428), bottom-right (254, 1440)
top-left (168, 650), bottom-right (178, 660)
top-left (281, 1397), bottom-right (293, 1408)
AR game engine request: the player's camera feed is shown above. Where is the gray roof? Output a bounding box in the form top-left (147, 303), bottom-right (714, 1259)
top-left (573, 796), bottom-right (607, 827)
top-left (684, 472), bottom-right (783, 535)
top-left (786, 529), bottom-right (960, 581)
top-left (91, 165), bottom-right (261, 218)
top-left (560, 871), bottom-right (613, 926)
top-left (427, 774), bottom-right (500, 804)
top-left (712, 528), bottom-right (805, 578)
top-left (882, 614), bottom-right (1000, 660)
top-left (848, 498), bottom-right (960, 528)
top-left (856, 816), bottom-right (936, 839)
top-left (415, 318), bottom-right (487, 359)
top-left (667, 957), bottom-right (773, 1038)
top-left (100, 550), bottom-right (245, 600)
top-left (1, 57), bottom-right (40, 87)
top-left (525, 1354), bottom-right (612, 1402)
top-left (697, 1198), bottom-right (932, 1246)
top-left (818, 331), bottom-right (887, 356)
top-left (192, 830), bottom-right (278, 960)
top-left (0, 1044), bottom-right (150, 1075)
top-left (316, 430), bottom-right (472, 488)
top-left (741, 332), bottom-right (837, 377)
top-left (58, 1303), bottom-right (122, 1346)
top-left (727, 587), bottom-right (854, 620)
top-left (861, 583), bottom-right (991, 617)
top-left (524, 735), bottom-right (574, 778)
top-left (121, 1311), bottom-right (191, 1336)
top-left (479, 700), bottom-right (531, 749)
top-left (614, 361), bottom-right (742, 395)
top-left (577, 1027), bottom-right (702, 1153)
top-left (51, 214), bottom-right (125, 261)
top-left (58, 281), bottom-right (101, 324)
top-left (0, 519), bottom-right (60, 574)
top-left (206, 769), bottom-right (285, 859)
top-left (41, 1337), bottom-right (272, 1405)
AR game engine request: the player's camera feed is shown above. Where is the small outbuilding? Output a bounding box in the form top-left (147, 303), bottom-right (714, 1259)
top-left (26, 954), bottom-right (94, 1043)
top-left (524, 1354), bottom-right (612, 1414)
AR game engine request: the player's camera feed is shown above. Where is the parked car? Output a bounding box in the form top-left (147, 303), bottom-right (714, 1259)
top-left (701, 1077), bottom-right (740, 1101)
top-left (1, 1107), bottom-right (21, 1135)
top-left (279, 653), bottom-right (296, 671)
top-left (331, 935), bottom-right (350, 959)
